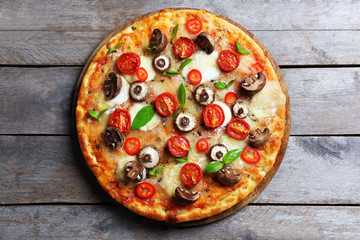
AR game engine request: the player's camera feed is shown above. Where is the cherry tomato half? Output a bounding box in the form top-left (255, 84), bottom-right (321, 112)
top-left (180, 163), bottom-right (203, 187)
top-left (124, 137), bottom-right (140, 156)
top-left (117, 52), bottom-right (141, 74)
top-left (241, 146), bottom-right (261, 164)
top-left (187, 69), bottom-right (202, 85)
top-left (136, 182), bottom-right (156, 199)
top-left (202, 104), bottom-right (225, 128)
top-left (174, 37), bottom-right (195, 59)
top-left (217, 50), bottom-right (240, 72)
top-left (136, 67), bottom-right (148, 82)
top-left (227, 118), bottom-right (250, 140)
top-left (196, 138), bottom-right (209, 152)
top-left (224, 92), bottom-right (238, 106)
top-left (168, 135), bottom-right (190, 158)
top-left (155, 92), bottom-right (178, 116)
top-left (185, 19), bottom-right (202, 34)
top-left (109, 108), bottom-right (131, 133)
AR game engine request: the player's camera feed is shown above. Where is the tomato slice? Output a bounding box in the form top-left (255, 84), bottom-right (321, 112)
top-left (241, 146), bottom-right (261, 164)
top-left (136, 67), bottom-right (148, 82)
top-left (187, 69), bottom-right (202, 85)
top-left (217, 50), bottom-right (240, 72)
top-left (202, 104), bottom-right (225, 128)
top-left (180, 163), bottom-right (203, 187)
top-left (174, 37), bottom-right (195, 59)
top-left (227, 118), bottom-right (250, 140)
top-left (196, 138), bottom-right (209, 152)
top-left (117, 52), bottom-right (141, 74)
top-left (124, 137), bottom-right (140, 156)
top-left (155, 92), bottom-right (178, 116)
top-left (109, 108), bottom-right (131, 133)
top-left (224, 92), bottom-right (238, 106)
top-left (136, 182), bottom-right (156, 199)
top-left (168, 135), bottom-right (190, 158)
top-left (185, 19), bottom-right (202, 34)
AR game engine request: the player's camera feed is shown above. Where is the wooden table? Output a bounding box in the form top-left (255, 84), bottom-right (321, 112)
top-left (1, 1), bottom-right (359, 239)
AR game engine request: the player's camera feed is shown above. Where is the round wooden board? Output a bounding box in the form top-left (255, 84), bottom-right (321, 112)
top-left (72, 8), bottom-right (291, 227)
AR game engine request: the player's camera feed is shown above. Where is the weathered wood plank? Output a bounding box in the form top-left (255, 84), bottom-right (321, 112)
top-left (1, 30), bottom-right (360, 66)
top-left (1, 67), bottom-right (359, 135)
top-left (1, 136), bottom-right (359, 204)
top-left (0, 205), bottom-right (359, 239)
top-left (0, 0), bottom-right (359, 31)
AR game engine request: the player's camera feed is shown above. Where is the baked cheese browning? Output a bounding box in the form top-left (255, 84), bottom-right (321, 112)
top-left (76, 9), bottom-right (287, 223)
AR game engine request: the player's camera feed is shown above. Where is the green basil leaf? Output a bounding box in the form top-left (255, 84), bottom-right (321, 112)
top-left (239, 48), bottom-right (250, 55)
top-left (88, 110), bottom-right (99, 119)
top-left (214, 81), bottom-right (227, 89)
top-left (236, 41), bottom-right (242, 53)
top-left (223, 149), bottom-right (243, 165)
top-left (148, 170), bottom-right (155, 176)
top-left (227, 79), bottom-right (235, 89)
top-left (175, 158), bottom-right (189, 163)
top-left (163, 71), bottom-right (180, 77)
top-left (172, 24), bottom-right (179, 39)
top-left (205, 161), bottom-right (224, 173)
top-left (178, 83), bottom-right (186, 106)
top-left (106, 48), bottom-right (117, 55)
top-left (97, 109), bottom-right (109, 123)
top-left (179, 58), bottom-right (193, 71)
top-left (115, 42), bottom-right (125, 49)
top-left (131, 105), bottom-right (155, 130)
top-left (155, 167), bottom-right (164, 177)
top-left (172, 107), bottom-right (181, 120)
top-left (144, 45), bottom-right (157, 52)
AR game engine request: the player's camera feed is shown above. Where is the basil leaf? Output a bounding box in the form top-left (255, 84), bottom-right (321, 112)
top-left (148, 170), bottom-right (155, 176)
top-left (175, 158), bottom-right (189, 163)
top-left (163, 71), bottom-right (180, 77)
top-left (172, 107), bottom-right (181, 120)
top-left (131, 106), bottom-right (155, 130)
top-left (214, 81), bottom-right (227, 89)
top-left (178, 83), bottom-right (186, 106)
top-left (223, 149), bottom-right (243, 165)
top-left (144, 45), bottom-right (157, 52)
top-left (171, 25), bottom-right (179, 44)
top-left (88, 110), bottom-right (99, 119)
top-left (115, 42), bottom-right (125, 49)
top-left (155, 167), bottom-right (164, 177)
top-left (236, 41), bottom-right (242, 52)
top-left (180, 58), bottom-right (193, 71)
top-left (239, 48), bottom-right (250, 55)
top-left (205, 161), bottom-right (224, 173)
top-left (106, 48), bottom-right (117, 55)
top-left (227, 79), bottom-right (235, 89)
top-left (97, 109), bottom-right (108, 123)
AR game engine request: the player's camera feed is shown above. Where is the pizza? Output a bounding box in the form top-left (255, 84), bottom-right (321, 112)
top-left (75, 8), bottom-right (289, 224)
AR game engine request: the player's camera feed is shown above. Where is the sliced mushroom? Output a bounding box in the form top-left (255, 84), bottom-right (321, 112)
top-left (175, 111), bottom-right (197, 132)
top-left (216, 165), bottom-right (241, 186)
top-left (195, 32), bottom-right (215, 54)
top-left (103, 72), bottom-right (122, 99)
top-left (210, 144), bottom-right (228, 161)
top-left (104, 127), bottom-right (124, 149)
top-left (124, 161), bottom-right (146, 182)
top-left (232, 101), bottom-right (249, 118)
top-left (240, 72), bottom-right (266, 95)
top-left (194, 84), bottom-right (215, 106)
top-left (129, 81), bottom-right (150, 101)
top-left (150, 29), bottom-right (167, 54)
top-left (175, 187), bottom-right (199, 204)
top-left (249, 128), bottom-right (270, 147)
top-left (137, 145), bottom-right (160, 168)
top-left (152, 54), bottom-right (171, 73)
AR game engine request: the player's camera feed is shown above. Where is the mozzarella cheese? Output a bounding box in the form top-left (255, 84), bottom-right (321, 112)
top-left (115, 155), bottom-right (136, 181)
top-left (105, 77), bottom-right (130, 107)
top-left (129, 102), bottom-right (161, 130)
top-left (159, 162), bottom-right (185, 197)
top-left (122, 55), bottom-right (156, 83)
top-left (213, 101), bottom-right (232, 127)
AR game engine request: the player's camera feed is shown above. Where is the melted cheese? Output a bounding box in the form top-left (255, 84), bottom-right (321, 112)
top-left (159, 162), bottom-right (185, 197)
top-left (115, 155), bottom-right (136, 181)
top-left (213, 101), bottom-right (232, 127)
top-left (122, 55), bottom-right (156, 83)
top-left (105, 77), bottom-right (130, 107)
top-left (129, 102), bottom-right (161, 130)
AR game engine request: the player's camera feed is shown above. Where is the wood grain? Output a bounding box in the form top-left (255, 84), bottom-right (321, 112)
top-left (1, 67), bottom-right (359, 135)
top-left (1, 136), bottom-right (359, 205)
top-left (0, 205), bottom-right (359, 239)
top-left (0, 0), bottom-right (359, 31)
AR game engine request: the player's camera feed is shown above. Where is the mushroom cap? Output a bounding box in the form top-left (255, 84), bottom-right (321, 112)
top-left (175, 187), bottom-right (199, 204)
top-left (152, 54), bottom-right (171, 73)
top-left (232, 101), bottom-right (249, 118)
top-left (195, 32), bottom-right (215, 54)
top-left (129, 81), bottom-right (150, 102)
top-left (175, 111), bottom-right (197, 132)
top-left (137, 145), bottom-right (160, 168)
top-left (104, 127), bottom-right (124, 149)
top-left (240, 72), bottom-right (266, 95)
top-left (249, 128), bottom-right (270, 147)
top-left (150, 29), bottom-right (167, 54)
top-left (216, 165), bottom-right (242, 186)
top-left (194, 84), bottom-right (215, 106)
top-left (103, 72), bottom-right (122, 100)
top-left (124, 161), bottom-right (146, 182)
top-left (209, 144), bottom-right (228, 161)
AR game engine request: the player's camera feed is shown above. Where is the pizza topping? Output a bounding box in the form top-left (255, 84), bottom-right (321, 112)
top-left (173, 37), bottom-right (195, 59)
top-left (104, 127), bottom-right (124, 149)
top-left (137, 145), bottom-right (160, 168)
top-left (227, 118), bottom-right (250, 140)
top-left (210, 144), bottom-right (228, 161)
top-left (88, 109), bottom-right (108, 123)
top-left (109, 108), bottom-right (131, 133)
top-left (249, 128), bottom-right (270, 147)
top-left (241, 146), bottom-right (261, 164)
top-left (175, 187), bottom-right (199, 204)
top-left (202, 104), bottom-right (225, 128)
top-left (196, 138), bottom-right (209, 152)
top-left (185, 19), bottom-right (202, 34)
top-left (124, 137), bottom-right (141, 156)
top-left (241, 72), bottom-right (266, 95)
top-left (187, 69), bottom-right (202, 85)
top-left (117, 52), bottom-right (141, 74)
top-left (152, 54), bottom-right (171, 72)
top-left (216, 164), bottom-right (241, 186)
top-left (150, 29), bottom-right (167, 54)
top-left (104, 72), bottom-right (122, 99)
top-left (232, 101), bottom-right (249, 118)
top-left (235, 41), bottom-right (250, 55)
top-left (136, 182), bottom-right (156, 199)
top-left (195, 32), bottom-right (215, 54)
top-left (194, 84), bottom-right (215, 106)
top-left (135, 67), bottom-right (148, 82)
top-left (180, 163), bottom-right (203, 187)
top-left (168, 136), bottom-right (190, 158)
top-left (129, 81), bottom-right (150, 102)
top-left (175, 111), bottom-right (196, 132)
top-left (124, 161), bottom-right (146, 182)
top-left (155, 92), bottom-right (178, 116)
top-left (217, 50), bottom-right (240, 72)
top-left (224, 92), bottom-right (237, 106)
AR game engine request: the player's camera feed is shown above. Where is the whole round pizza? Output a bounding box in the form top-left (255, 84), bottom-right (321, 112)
top-left (75, 8), bottom-right (290, 224)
